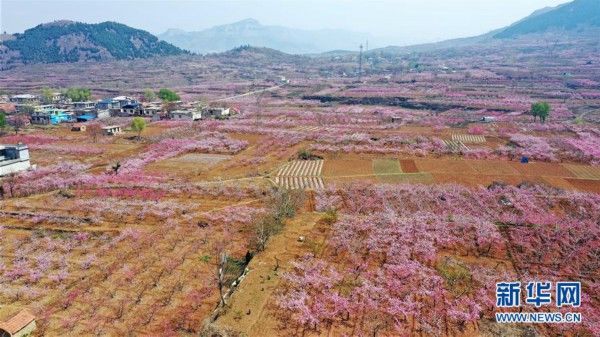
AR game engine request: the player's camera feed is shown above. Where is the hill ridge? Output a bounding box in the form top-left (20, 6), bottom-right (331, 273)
top-left (1, 20), bottom-right (185, 65)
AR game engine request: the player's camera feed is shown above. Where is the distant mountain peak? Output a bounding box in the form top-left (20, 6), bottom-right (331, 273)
top-left (158, 19), bottom-right (369, 54)
top-left (212, 18), bottom-right (263, 33)
top-left (233, 18), bottom-right (261, 26)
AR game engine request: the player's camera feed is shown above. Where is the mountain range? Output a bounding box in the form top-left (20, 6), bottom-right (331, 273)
top-left (159, 0), bottom-right (599, 55)
top-left (0, 0), bottom-right (597, 66)
top-left (158, 18), bottom-right (370, 55)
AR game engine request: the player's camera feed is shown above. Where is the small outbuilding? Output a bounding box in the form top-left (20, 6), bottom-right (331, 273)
top-left (169, 110), bottom-right (202, 121)
top-left (101, 125), bottom-right (122, 136)
top-left (71, 124), bottom-right (87, 132)
top-left (0, 144), bottom-right (31, 177)
top-left (203, 107), bottom-right (230, 118)
top-left (0, 309), bottom-right (36, 337)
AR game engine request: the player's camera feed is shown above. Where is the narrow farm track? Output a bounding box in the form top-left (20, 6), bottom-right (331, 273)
top-left (213, 212), bottom-right (324, 336)
top-left (211, 84), bottom-right (283, 102)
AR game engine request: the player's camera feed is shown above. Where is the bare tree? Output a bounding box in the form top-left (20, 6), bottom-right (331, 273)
top-left (87, 123), bottom-right (102, 143)
top-left (217, 251), bottom-right (228, 308)
top-left (11, 115), bottom-right (27, 135)
top-left (1, 173), bottom-right (17, 198)
top-left (254, 219), bottom-right (271, 252)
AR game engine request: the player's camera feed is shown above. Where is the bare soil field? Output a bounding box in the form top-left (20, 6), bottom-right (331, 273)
top-left (565, 178), bottom-right (600, 193)
top-left (564, 164), bottom-right (600, 180)
top-left (416, 158), bottom-right (478, 175)
top-left (321, 158), bottom-right (373, 177)
top-left (399, 159), bottom-right (420, 173)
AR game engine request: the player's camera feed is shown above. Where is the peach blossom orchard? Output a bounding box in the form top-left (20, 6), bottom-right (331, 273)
top-left (0, 36), bottom-right (600, 336)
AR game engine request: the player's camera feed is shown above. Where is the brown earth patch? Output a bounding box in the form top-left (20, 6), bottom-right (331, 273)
top-left (564, 179), bottom-right (600, 193)
top-left (467, 160), bottom-right (520, 175)
top-left (433, 174), bottom-right (541, 187)
top-left (509, 162), bottom-right (576, 177)
top-left (541, 176), bottom-right (576, 190)
top-left (400, 159), bottom-right (419, 173)
top-left (415, 158), bottom-right (477, 175)
top-left (322, 159), bottom-right (373, 177)
top-left (563, 164), bottom-right (600, 180)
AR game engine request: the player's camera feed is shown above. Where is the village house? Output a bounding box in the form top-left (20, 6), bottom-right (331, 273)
top-left (48, 91), bottom-right (66, 104)
top-left (97, 96), bottom-right (140, 116)
top-left (10, 94), bottom-right (39, 113)
top-left (9, 94), bottom-right (38, 105)
top-left (33, 105), bottom-right (54, 112)
top-left (72, 101), bottom-right (96, 113)
top-left (113, 96), bottom-right (139, 108)
top-left (29, 112), bottom-right (50, 125)
top-left (101, 125), bottom-right (122, 136)
top-left (169, 109), bottom-right (202, 121)
top-left (203, 107), bottom-right (230, 119)
top-left (119, 102), bottom-right (145, 116)
top-left (95, 98), bottom-right (120, 111)
top-left (39, 92), bottom-right (69, 105)
top-left (0, 309), bottom-right (36, 337)
top-left (0, 144), bottom-right (31, 176)
top-left (30, 108), bottom-right (73, 125)
top-left (143, 103), bottom-right (161, 116)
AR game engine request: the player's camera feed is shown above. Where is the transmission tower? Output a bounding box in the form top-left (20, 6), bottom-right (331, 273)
top-left (358, 44), bottom-right (363, 81)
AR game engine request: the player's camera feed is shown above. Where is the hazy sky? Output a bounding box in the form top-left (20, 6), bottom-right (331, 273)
top-left (0, 0), bottom-right (571, 46)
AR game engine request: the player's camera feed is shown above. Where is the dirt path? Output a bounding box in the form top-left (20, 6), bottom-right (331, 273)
top-left (213, 211), bottom-right (323, 336)
top-left (211, 84), bottom-right (283, 102)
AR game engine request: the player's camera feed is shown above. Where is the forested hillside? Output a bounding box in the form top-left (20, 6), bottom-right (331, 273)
top-left (1, 21), bottom-right (184, 64)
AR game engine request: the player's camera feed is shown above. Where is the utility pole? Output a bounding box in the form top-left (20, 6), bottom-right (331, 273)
top-left (358, 44), bottom-right (363, 81)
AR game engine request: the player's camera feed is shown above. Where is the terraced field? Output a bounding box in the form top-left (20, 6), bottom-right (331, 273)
top-left (274, 160), bottom-right (325, 190)
top-left (444, 139), bottom-right (469, 151)
top-left (452, 134), bottom-right (486, 143)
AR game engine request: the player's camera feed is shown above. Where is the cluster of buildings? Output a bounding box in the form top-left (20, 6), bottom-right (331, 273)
top-left (0, 92), bottom-right (234, 177)
top-left (3, 93), bottom-right (233, 126)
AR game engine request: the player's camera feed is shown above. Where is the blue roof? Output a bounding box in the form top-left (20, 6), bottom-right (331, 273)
top-left (77, 114), bottom-right (96, 121)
